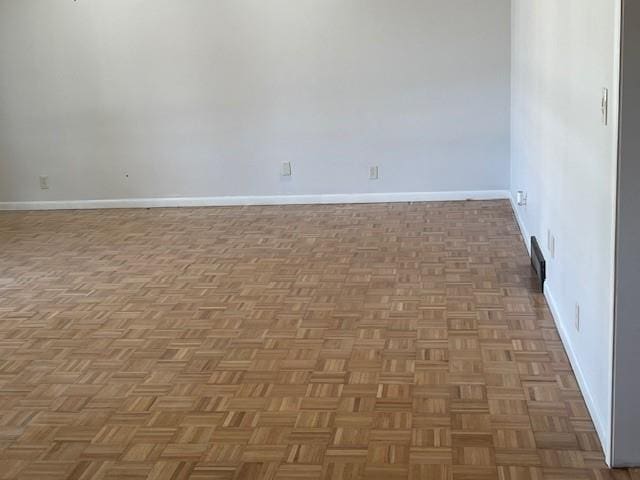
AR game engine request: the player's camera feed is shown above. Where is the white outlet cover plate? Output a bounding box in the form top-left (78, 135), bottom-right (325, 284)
top-left (281, 162), bottom-right (292, 177)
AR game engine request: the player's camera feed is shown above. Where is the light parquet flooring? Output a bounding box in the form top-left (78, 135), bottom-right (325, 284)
top-left (0, 200), bottom-right (637, 480)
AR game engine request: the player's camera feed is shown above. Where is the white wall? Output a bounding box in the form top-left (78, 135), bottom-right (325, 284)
top-left (511, 0), bottom-right (621, 462)
top-left (0, 0), bottom-right (510, 204)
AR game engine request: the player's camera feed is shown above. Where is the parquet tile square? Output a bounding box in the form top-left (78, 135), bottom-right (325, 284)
top-left (0, 200), bottom-right (634, 479)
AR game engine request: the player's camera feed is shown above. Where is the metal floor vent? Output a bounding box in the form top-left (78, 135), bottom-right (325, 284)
top-left (531, 236), bottom-right (546, 292)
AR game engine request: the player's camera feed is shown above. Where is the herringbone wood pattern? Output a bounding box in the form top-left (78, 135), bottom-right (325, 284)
top-left (0, 200), bottom-right (637, 480)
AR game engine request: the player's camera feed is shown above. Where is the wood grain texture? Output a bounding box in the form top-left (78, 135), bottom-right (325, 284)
top-left (0, 200), bottom-right (635, 479)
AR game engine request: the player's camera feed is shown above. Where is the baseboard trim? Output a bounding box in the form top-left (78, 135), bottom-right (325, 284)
top-left (544, 287), bottom-right (611, 464)
top-left (508, 195), bottom-right (611, 465)
top-left (0, 190), bottom-right (510, 211)
top-left (509, 194), bottom-right (531, 254)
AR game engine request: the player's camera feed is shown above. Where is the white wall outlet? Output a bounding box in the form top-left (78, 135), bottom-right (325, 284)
top-left (516, 190), bottom-right (527, 206)
top-left (575, 303), bottom-right (581, 332)
top-left (369, 166), bottom-right (379, 180)
top-left (39, 175), bottom-right (49, 190)
top-left (281, 162), bottom-right (292, 177)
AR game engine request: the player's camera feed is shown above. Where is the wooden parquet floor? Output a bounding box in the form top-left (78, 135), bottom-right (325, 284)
top-left (0, 200), bottom-right (637, 480)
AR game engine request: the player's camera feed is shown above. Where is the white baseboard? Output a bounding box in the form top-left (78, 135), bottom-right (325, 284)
top-left (508, 195), bottom-right (611, 465)
top-left (509, 194), bottom-right (531, 254)
top-left (0, 190), bottom-right (510, 211)
top-left (544, 287), bottom-right (610, 464)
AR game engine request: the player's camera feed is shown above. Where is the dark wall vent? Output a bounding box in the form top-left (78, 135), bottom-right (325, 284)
top-left (531, 236), bottom-right (546, 292)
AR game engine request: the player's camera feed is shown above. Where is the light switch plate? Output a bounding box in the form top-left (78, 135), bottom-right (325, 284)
top-left (602, 87), bottom-right (609, 126)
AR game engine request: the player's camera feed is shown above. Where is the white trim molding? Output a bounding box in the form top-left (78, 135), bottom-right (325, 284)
top-left (509, 193), bottom-right (531, 254)
top-left (544, 287), bottom-right (611, 459)
top-left (0, 190), bottom-right (510, 211)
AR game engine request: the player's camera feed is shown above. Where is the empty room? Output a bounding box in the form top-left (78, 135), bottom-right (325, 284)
top-left (1, 1), bottom-right (639, 479)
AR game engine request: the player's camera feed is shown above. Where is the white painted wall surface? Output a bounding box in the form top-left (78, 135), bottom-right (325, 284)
top-left (0, 0), bottom-right (510, 204)
top-left (510, 0), bottom-right (621, 461)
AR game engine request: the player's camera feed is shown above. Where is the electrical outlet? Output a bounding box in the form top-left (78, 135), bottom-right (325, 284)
top-left (548, 231), bottom-right (555, 259)
top-left (39, 175), bottom-right (49, 190)
top-left (516, 190), bottom-right (527, 206)
top-left (575, 303), bottom-right (581, 332)
top-left (369, 166), bottom-right (379, 180)
top-left (281, 162), bottom-right (292, 177)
